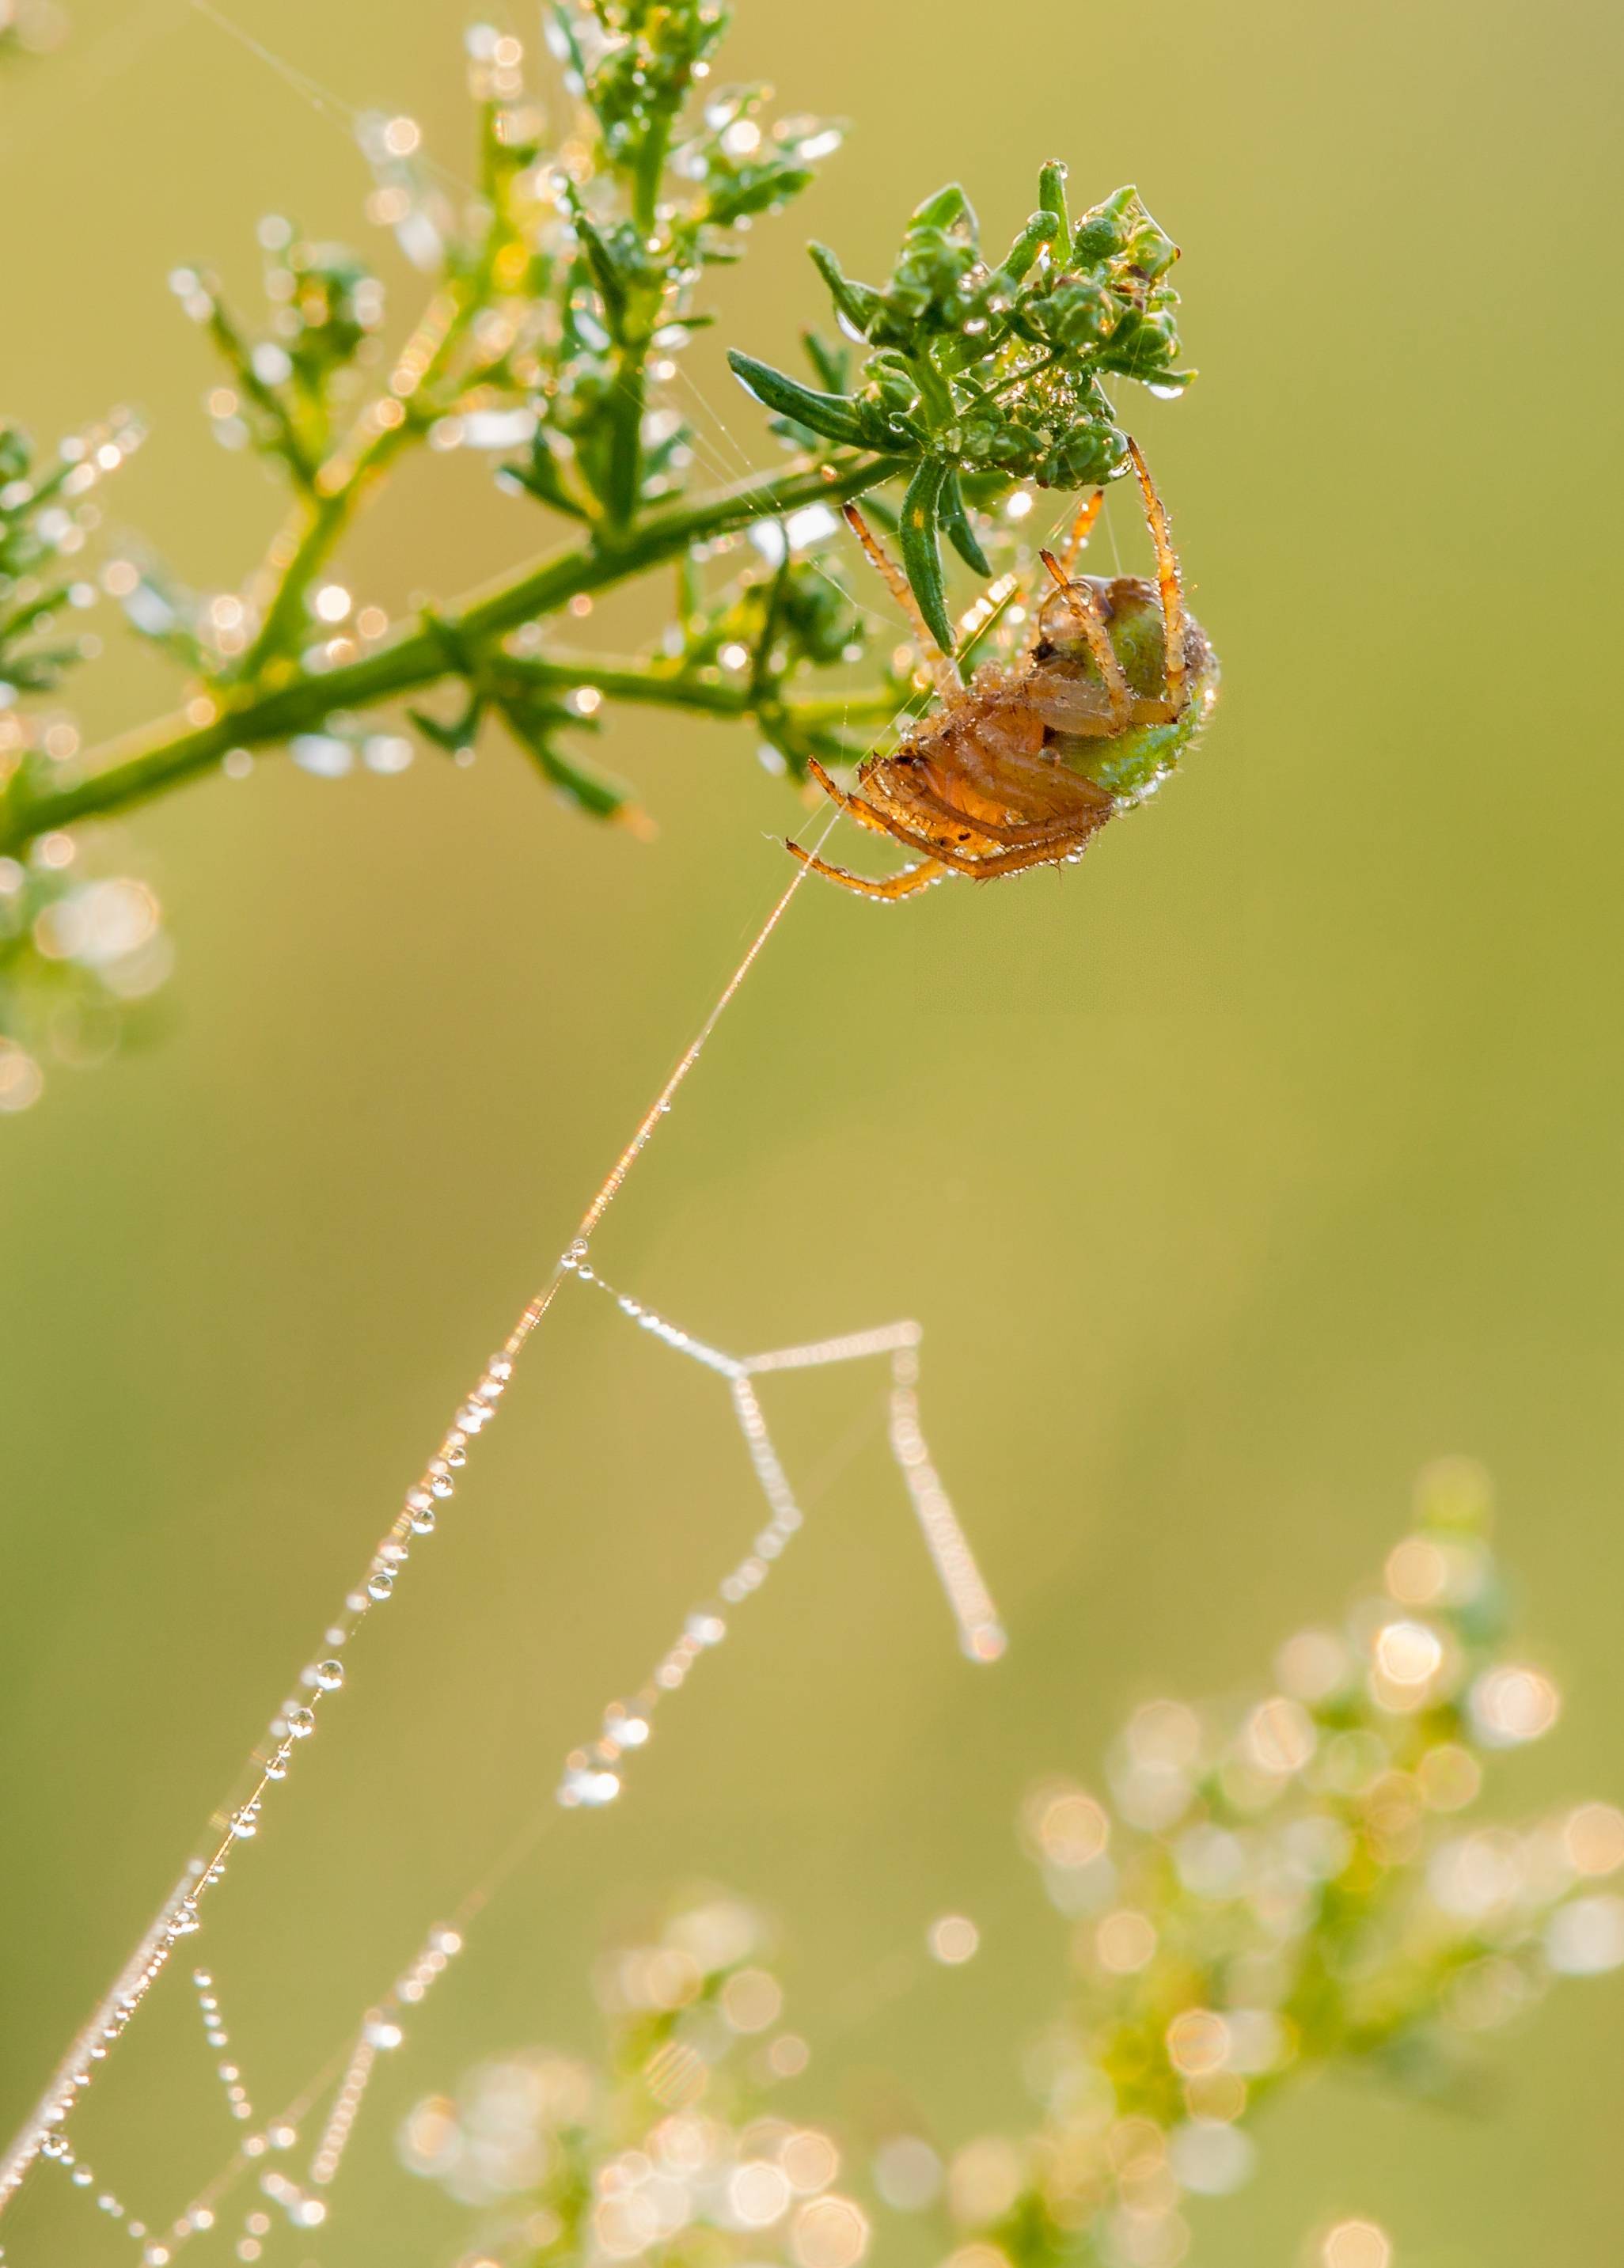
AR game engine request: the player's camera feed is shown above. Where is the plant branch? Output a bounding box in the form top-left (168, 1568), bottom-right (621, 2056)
top-left (236, 290), bottom-right (465, 680)
top-left (0, 452), bottom-right (901, 853)
top-left (497, 650), bottom-right (897, 730)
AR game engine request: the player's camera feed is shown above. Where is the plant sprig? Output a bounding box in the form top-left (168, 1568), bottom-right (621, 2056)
top-left (0, 2), bottom-right (1198, 1111)
top-left (729, 167), bottom-right (1192, 648)
top-left (406, 1462), bottom-right (1624, 2268)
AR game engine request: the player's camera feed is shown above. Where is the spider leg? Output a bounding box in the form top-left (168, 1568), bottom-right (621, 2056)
top-left (842, 504), bottom-right (963, 704)
top-left (1022, 489), bottom-right (1106, 661)
top-left (957, 817), bottom-right (1112, 878)
top-left (785, 842), bottom-right (948, 901)
top-left (1125, 437), bottom-right (1189, 719)
top-left (808, 754), bottom-right (1101, 878)
top-left (1035, 550), bottom-right (1133, 730)
top-left (806, 756), bottom-right (1004, 865)
top-left (905, 776), bottom-right (1113, 851)
top-left (804, 756), bottom-right (896, 838)
top-left (1057, 486), bottom-right (1106, 576)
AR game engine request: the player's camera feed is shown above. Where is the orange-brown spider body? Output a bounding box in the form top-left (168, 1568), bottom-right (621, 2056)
top-left (788, 441), bottom-right (1217, 902)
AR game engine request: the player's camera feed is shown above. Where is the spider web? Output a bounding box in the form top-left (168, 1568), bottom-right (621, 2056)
top-left (0, 12), bottom-right (1129, 2249)
top-left (0, 852), bottom-right (1007, 2261)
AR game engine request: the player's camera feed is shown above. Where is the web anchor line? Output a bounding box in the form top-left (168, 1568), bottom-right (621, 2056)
top-left (0, 860), bottom-right (810, 2213)
top-left (0, 845), bottom-right (996, 2231)
top-left (17, 1252), bottom-right (1001, 2265)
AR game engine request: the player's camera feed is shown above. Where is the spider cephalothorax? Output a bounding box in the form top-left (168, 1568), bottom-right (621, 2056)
top-left (787, 442), bottom-right (1217, 901)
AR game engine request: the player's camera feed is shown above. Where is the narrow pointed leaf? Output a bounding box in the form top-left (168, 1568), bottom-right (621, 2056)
top-left (910, 183), bottom-right (975, 236)
top-left (496, 689), bottom-right (643, 828)
top-left (993, 209), bottom-right (1059, 291)
top-left (808, 242), bottom-right (885, 337)
top-left (727, 350), bottom-right (870, 447)
top-left (572, 210), bottom-right (629, 332)
top-left (1037, 159), bottom-right (1071, 243)
top-left (801, 328), bottom-right (848, 394)
top-left (939, 468), bottom-right (991, 577)
top-left (898, 457), bottom-right (954, 658)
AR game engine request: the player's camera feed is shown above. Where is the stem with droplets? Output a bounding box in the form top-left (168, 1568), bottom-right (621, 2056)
top-left (0, 452), bottom-right (901, 858)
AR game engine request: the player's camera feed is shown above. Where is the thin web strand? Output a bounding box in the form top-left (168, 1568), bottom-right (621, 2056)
top-left (0, 855), bottom-right (821, 2213)
top-left (0, 7), bottom-right (1023, 2232)
top-left (21, 1248), bottom-right (1001, 2261)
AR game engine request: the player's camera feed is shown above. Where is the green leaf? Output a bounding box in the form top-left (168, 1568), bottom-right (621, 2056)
top-left (503, 434), bottom-right (589, 519)
top-left (990, 208), bottom-right (1059, 294)
top-left (726, 351), bottom-right (871, 448)
top-left (909, 183), bottom-right (976, 237)
top-left (704, 161), bottom-right (814, 229)
top-left (800, 328), bottom-right (849, 395)
top-left (408, 692), bottom-right (484, 755)
top-left (571, 210), bottom-right (631, 335)
top-left (1037, 158), bottom-right (1071, 243)
top-left (808, 243), bottom-right (884, 337)
top-left (939, 468), bottom-right (991, 578)
top-left (503, 696), bottom-right (645, 826)
top-left (898, 457), bottom-right (954, 658)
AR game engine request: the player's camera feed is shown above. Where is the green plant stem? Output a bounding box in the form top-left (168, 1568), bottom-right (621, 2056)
top-left (237, 292), bottom-right (466, 679)
top-left (0, 451), bottom-right (900, 854)
top-left (204, 302), bottom-right (319, 495)
top-left (499, 650), bottom-right (896, 731)
top-left (605, 344), bottom-right (648, 529)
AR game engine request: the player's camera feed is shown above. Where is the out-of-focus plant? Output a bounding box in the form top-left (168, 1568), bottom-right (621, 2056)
top-left (399, 1894), bottom-right (863, 2265)
top-left (406, 1462), bottom-right (1624, 2267)
top-left (0, 1), bottom-right (1197, 1112)
top-left (0, 0), bottom-right (66, 64)
top-left (0, 417), bottom-right (171, 1112)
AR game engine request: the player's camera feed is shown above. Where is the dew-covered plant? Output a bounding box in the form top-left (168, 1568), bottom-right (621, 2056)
top-left (405, 1462), bottom-right (1624, 2268)
top-left (399, 1896), bottom-right (861, 2262)
top-left (0, 0), bottom-right (1195, 1112)
top-left (0, 418), bottom-right (171, 1112)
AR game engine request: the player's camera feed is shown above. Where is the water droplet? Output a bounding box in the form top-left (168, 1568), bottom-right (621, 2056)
top-left (313, 1659), bottom-right (345, 1691)
top-left (408, 1504), bottom-right (436, 1535)
top-left (367, 1571), bottom-right (394, 1602)
top-left (286, 1706), bottom-right (315, 1739)
top-left (363, 2012), bottom-right (404, 2050)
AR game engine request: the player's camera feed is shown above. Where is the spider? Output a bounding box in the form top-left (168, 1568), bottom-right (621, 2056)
top-left (787, 439), bottom-right (1218, 901)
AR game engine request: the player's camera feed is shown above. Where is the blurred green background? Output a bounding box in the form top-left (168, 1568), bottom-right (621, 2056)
top-left (5, 0), bottom-right (1624, 2259)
